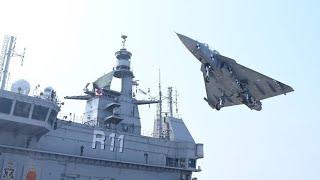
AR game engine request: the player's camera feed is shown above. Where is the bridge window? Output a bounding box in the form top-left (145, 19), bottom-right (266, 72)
top-left (179, 158), bottom-right (186, 168)
top-left (48, 110), bottom-right (58, 125)
top-left (0, 97), bottom-right (13, 114)
top-left (13, 101), bottom-right (31, 118)
top-left (166, 157), bottom-right (178, 167)
top-left (188, 159), bottom-right (196, 168)
top-left (32, 105), bottom-right (49, 121)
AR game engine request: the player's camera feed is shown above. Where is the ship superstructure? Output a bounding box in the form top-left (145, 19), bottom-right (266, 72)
top-left (0, 35), bottom-right (203, 180)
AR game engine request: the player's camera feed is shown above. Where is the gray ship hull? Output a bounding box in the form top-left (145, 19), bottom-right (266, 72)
top-left (0, 35), bottom-right (203, 180)
top-left (0, 119), bottom-right (199, 180)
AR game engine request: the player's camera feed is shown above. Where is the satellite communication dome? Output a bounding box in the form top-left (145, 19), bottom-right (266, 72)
top-left (11, 79), bottom-right (31, 95)
top-left (43, 86), bottom-right (55, 99)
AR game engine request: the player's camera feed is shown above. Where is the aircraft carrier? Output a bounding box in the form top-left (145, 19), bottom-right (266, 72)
top-left (0, 35), bottom-right (203, 180)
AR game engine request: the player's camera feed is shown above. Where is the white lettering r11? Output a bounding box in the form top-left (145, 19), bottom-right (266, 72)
top-left (92, 130), bottom-right (125, 153)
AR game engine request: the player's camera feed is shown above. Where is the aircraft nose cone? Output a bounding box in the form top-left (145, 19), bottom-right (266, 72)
top-left (176, 33), bottom-right (198, 52)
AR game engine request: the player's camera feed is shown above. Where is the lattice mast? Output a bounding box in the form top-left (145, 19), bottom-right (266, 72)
top-left (0, 35), bottom-right (25, 90)
top-left (153, 70), bottom-right (164, 138)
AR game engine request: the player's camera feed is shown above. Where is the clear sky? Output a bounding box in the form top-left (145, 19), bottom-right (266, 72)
top-left (0, 0), bottom-right (319, 179)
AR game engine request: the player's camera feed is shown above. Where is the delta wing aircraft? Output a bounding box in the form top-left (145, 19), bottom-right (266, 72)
top-left (177, 33), bottom-right (293, 111)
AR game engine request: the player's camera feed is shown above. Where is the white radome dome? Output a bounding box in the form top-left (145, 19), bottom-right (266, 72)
top-left (11, 79), bottom-right (31, 95)
top-left (43, 86), bottom-right (55, 99)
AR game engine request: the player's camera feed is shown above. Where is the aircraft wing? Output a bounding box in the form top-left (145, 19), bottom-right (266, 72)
top-left (202, 55), bottom-right (294, 108)
top-left (219, 55), bottom-right (294, 101)
top-left (201, 64), bottom-right (243, 108)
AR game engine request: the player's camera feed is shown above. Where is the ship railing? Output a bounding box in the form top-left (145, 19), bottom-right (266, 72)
top-left (141, 130), bottom-right (155, 137)
top-left (57, 112), bottom-right (100, 128)
top-left (57, 112), bottom-right (85, 123)
top-left (4, 83), bottom-right (60, 103)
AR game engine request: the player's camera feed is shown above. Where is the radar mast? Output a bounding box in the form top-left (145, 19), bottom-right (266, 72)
top-left (113, 35), bottom-right (134, 96)
top-left (0, 35), bottom-right (26, 90)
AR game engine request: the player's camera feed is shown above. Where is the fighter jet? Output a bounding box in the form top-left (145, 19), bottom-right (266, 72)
top-left (177, 33), bottom-right (293, 111)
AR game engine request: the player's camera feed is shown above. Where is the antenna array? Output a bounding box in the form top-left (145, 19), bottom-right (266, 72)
top-left (0, 36), bottom-right (10, 79)
top-left (0, 35), bottom-right (26, 90)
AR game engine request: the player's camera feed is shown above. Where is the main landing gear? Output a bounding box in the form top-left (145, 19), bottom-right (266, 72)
top-left (215, 97), bottom-right (224, 111)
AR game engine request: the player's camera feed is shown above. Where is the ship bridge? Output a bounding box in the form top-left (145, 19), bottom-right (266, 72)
top-left (0, 35), bottom-right (60, 147)
top-left (0, 89), bottom-right (59, 146)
